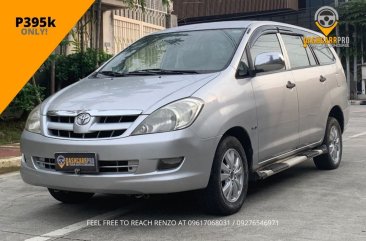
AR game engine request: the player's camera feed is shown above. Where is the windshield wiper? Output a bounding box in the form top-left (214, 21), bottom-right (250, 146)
top-left (98, 69), bottom-right (201, 78)
top-left (128, 69), bottom-right (200, 75)
top-left (98, 71), bottom-right (127, 77)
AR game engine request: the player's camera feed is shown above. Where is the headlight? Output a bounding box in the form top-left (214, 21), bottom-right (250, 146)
top-left (132, 98), bottom-right (204, 135)
top-left (25, 105), bottom-right (41, 134)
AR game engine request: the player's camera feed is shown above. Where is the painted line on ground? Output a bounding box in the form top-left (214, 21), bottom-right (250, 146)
top-left (345, 159), bottom-right (366, 163)
top-left (24, 204), bottom-right (140, 241)
top-left (344, 131), bottom-right (366, 141)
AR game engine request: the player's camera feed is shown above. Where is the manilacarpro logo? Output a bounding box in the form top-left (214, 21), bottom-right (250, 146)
top-left (57, 155), bottom-right (66, 169)
top-left (303, 6), bottom-right (349, 48)
top-left (15, 17), bottom-right (56, 35)
top-left (315, 6), bottom-right (338, 36)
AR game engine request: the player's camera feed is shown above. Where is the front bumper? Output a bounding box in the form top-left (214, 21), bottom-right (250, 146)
top-left (20, 130), bottom-right (220, 194)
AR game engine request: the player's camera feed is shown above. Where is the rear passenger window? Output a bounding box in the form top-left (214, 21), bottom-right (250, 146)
top-left (281, 35), bottom-right (310, 69)
top-left (311, 44), bottom-right (335, 65)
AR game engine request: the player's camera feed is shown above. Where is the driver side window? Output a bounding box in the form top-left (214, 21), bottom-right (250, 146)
top-left (250, 34), bottom-right (284, 73)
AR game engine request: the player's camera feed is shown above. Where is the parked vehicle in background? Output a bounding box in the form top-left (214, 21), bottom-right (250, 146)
top-left (21, 21), bottom-right (349, 215)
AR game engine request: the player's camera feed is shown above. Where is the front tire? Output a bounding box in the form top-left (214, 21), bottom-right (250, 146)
top-left (48, 189), bottom-right (94, 203)
top-left (202, 136), bottom-right (249, 215)
top-left (314, 117), bottom-right (342, 170)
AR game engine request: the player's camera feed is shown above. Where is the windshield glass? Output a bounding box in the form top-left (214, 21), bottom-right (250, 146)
top-left (99, 28), bottom-right (245, 75)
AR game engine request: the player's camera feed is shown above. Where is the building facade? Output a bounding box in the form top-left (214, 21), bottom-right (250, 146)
top-left (174, 0), bottom-right (337, 31)
top-left (104, 0), bottom-right (172, 54)
top-left (174, 0), bottom-right (299, 24)
top-left (66, 0), bottom-right (176, 55)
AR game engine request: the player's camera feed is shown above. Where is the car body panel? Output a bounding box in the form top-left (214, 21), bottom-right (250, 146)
top-left (290, 66), bottom-right (332, 146)
top-left (251, 71), bottom-right (300, 162)
top-left (45, 73), bottom-right (219, 114)
top-left (21, 129), bottom-right (221, 194)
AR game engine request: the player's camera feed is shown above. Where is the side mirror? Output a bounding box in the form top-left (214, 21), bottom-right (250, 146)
top-left (236, 61), bottom-right (249, 77)
top-left (254, 52), bottom-right (285, 73)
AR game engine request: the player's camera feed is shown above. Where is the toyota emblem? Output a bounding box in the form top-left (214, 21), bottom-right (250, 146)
top-left (76, 113), bottom-right (91, 125)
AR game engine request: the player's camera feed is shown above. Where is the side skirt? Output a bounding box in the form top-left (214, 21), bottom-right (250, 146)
top-left (255, 145), bottom-right (327, 179)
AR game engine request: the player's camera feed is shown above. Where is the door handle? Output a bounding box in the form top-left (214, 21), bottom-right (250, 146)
top-left (320, 75), bottom-right (327, 82)
top-left (286, 81), bottom-right (296, 89)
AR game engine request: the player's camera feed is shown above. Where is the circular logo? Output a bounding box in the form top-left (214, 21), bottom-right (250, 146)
top-left (56, 155), bottom-right (66, 168)
top-left (315, 6), bottom-right (338, 28)
top-left (76, 113), bottom-right (91, 125)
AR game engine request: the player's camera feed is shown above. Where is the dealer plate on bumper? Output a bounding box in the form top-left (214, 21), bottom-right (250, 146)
top-left (55, 153), bottom-right (98, 173)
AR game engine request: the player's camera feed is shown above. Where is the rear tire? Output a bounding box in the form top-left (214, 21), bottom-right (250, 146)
top-left (202, 136), bottom-right (249, 215)
top-left (313, 117), bottom-right (342, 170)
top-left (48, 188), bottom-right (94, 203)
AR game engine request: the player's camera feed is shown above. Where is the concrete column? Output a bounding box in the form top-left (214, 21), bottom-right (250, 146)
top-left (102, 10), bottom-right (115, 54)
top-left (166, 2), bottom-right (177, 28)
top-left (65, 30), bottom-right (75, 55)
top-left (335, 0), bottom-right (340, 56)
top-left (166, 14), bottom-right (178, 28)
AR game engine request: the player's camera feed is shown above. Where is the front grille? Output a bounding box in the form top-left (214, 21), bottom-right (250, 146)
top-left (49, 116), bottom-right (75, 123)
top-left (47, 114), bottom-right (139, 139)
top-left (33, 157), bottom-right (138, 174)
top-left (48, 129), bottom-right (125, 139)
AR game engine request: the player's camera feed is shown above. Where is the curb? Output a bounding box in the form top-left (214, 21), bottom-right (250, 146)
top-left (0, 156), bottom-right (21, 174)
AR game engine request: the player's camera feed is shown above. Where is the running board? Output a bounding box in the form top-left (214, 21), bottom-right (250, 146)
top-left (256, 145), bottom-right (327, 179)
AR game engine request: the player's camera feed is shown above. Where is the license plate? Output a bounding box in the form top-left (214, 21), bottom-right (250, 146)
top-left (55, 153), bottom-right (98, 173)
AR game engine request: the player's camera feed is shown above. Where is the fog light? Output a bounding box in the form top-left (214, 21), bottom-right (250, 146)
top-left (157, 157), bottom-right (184, 171)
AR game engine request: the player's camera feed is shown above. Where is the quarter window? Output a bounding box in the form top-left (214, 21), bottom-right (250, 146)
top-left (281, 34), bottom-right (310, 68)
top-left (311, 44), bottom-right (335, 65)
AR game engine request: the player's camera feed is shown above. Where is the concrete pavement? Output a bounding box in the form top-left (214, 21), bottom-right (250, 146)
top-left (0, 106), bottom-right (365, 241)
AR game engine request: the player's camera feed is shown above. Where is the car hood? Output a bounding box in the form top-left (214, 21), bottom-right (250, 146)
top-left (44, 73), bottom-right (218, 115)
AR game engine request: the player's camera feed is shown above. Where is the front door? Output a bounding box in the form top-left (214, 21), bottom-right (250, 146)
top-left (249, 33), bottom-right (300, 162)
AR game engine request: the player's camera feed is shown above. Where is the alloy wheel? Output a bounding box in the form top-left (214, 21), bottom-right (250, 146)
top-left (220, 148), bottom-right (245, 202)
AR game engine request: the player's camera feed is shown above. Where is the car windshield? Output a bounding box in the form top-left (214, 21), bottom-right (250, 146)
top-left (98, 28), bottom-right (245, 76)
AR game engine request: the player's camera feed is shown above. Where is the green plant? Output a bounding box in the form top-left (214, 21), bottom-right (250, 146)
top-left (0, 120), bottom-right (25, 144)
top-left (54, 48), bottom-right (112, 88)
top-left (8, 83), bottom-right (45, 113)
top-left (338, 0), bottom-right (366, 27)
top-left (337, 0), bottom-right (366, 98)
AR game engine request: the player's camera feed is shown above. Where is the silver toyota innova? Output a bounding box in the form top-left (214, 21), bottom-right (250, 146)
top-left (21, 21), bottom-right (349, 215)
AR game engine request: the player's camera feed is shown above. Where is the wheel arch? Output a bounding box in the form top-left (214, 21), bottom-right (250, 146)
top-left (329, 105), bottom-right (344, 133)
top-left (221, 126), bottom-right (254, 172)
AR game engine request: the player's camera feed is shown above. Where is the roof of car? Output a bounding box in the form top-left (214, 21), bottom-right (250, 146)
top-left (154, 20), bottom-right (322, 37)
top-left (161, 21), bottom-right (254, 32)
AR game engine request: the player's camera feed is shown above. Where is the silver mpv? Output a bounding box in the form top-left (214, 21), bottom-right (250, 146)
top-left (21, 21), bottom-right (349, 215)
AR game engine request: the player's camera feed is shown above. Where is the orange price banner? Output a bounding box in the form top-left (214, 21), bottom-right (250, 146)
top-left (0, 0), bottom-right (94, 114)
